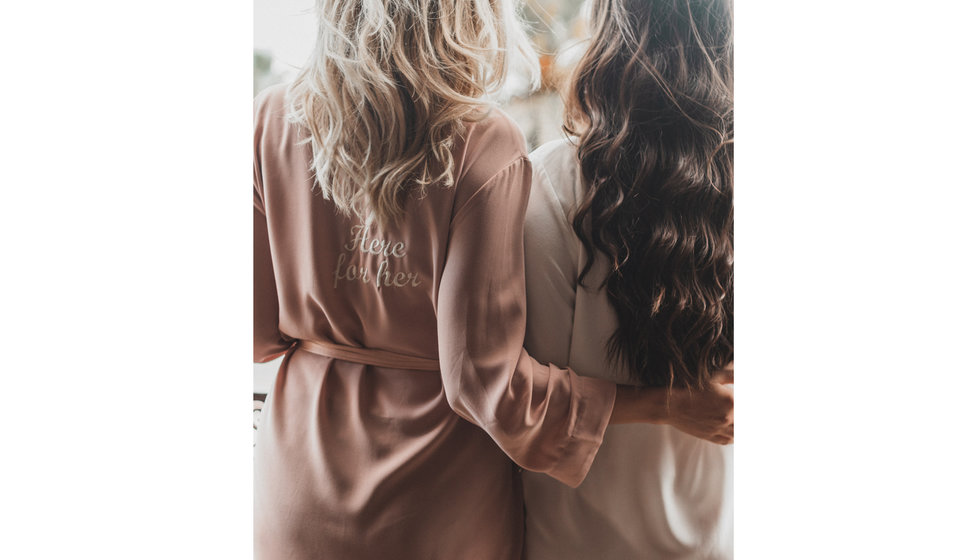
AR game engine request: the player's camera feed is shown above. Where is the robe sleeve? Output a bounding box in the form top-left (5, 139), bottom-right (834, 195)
top-left (253, 96), bottom-right (293, 363)
top-left (436, 156), bottom-right (616, 488)
top-left (254, 195), bottom-right (292, 363)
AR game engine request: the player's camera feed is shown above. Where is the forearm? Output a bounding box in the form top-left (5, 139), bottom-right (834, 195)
top-left (609, 385), bottom-right (670, 425)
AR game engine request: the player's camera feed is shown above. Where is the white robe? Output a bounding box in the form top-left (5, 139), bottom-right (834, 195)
top-left (522, 138), bottom-right (734, 560)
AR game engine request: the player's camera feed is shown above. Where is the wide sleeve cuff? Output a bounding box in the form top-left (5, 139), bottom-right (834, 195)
top-left (546, 368), bottom-right (617, 487)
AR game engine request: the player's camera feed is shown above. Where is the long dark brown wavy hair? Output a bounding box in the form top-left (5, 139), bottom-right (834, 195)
top-left (565, 0), bottom-right (734, 389)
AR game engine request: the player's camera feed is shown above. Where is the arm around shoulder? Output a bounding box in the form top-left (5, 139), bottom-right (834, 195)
top-left (437, 155), bottom-right (617, 488)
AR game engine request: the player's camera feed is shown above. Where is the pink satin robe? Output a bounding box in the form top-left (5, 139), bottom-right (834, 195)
top-left (253, 85), bottom-right (616, 559)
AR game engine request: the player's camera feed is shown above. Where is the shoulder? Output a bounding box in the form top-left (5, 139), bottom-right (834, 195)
top-left (529, 137), bottom-right (579, 187)
top-left (529, 136), bottom-right (578, 169)
top-left (528, 137), bottom-right (582, 218)
top-left (253, 83), bottom-right (310, 205)
top-left (254, 83), bottom-right (310, 171)
top-left (253, 83), bottom-right (296, 149)
top-left (452, 107), bottom-right (531, 206)
top-left (465, 107), bottom-right (528, 160)
top-left (254, 83), bottom-right (289, 126)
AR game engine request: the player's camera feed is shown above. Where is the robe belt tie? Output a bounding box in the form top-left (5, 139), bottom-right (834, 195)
top-left (297, 339), bottom-right (440, 372)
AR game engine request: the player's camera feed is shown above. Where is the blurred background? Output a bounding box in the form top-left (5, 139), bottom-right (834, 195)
top-left (254, 0), bottom-right (591, 421)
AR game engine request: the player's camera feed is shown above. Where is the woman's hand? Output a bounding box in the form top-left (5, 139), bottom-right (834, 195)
top-left (661, 377), bottom-right (734, 445)
top-left (609, 363), bottom-right (734, 445)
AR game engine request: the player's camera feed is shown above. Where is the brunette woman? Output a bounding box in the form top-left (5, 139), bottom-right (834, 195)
top-left (522, 0), bottom-right (735, 558)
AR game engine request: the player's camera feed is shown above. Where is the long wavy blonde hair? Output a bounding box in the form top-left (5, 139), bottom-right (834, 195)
top-left (286, 0), bottom-right (540, 227)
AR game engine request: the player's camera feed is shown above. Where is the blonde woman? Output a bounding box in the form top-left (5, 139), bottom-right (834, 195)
top-left (253, 0), bottom-right (733, 557)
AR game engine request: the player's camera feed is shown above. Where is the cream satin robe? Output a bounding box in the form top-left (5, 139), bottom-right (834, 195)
top-left (523, 138), bottom-right (734, 560)
top-left (253, 86), bottom-right (616, 560)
